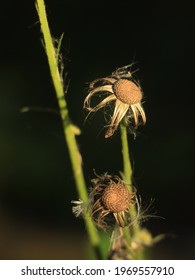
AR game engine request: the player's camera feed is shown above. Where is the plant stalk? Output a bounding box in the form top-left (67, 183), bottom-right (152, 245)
top-left (36, 0), bottom-right (101, 257)
top-left (120, 118), bottom-right (144, 259)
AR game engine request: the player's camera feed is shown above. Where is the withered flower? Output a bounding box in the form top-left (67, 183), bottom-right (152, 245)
top-left (84, 65), bottom-right (146, 138)
top-left (72, 173), bottom-right (137, 231)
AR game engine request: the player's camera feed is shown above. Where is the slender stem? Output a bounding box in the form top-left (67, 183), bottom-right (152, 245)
top-left (120, 118), bottom-right (142, 255)
top-left (120, 119), bottom-right (133, 188)
top-left (36, 0), bottom-right (100, 256)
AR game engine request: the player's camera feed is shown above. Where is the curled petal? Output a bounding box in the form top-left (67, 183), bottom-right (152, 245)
top-left (84, 85), bottom-right (113, 110)
top-left (135, 103), bottom-right (146, 124)
top-left (89, 77), bottom-right (117, 89)
top-left (91, 94), bottom-right (116, 112)
top-left (130, 104), bottom-right (139, 127)
top-left (105, 100), bottom-right (129, 138)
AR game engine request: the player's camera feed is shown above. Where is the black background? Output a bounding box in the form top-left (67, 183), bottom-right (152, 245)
top-left (0, 0), bottom-right (194, 259)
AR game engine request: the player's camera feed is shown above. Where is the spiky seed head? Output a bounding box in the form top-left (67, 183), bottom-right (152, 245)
top-left (102, 183), bottom-right (131, 212)
top-left (113, 79), bottom-right (142, 105)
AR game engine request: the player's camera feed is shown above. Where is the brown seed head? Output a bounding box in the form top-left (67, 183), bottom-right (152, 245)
top-left (113, 79), bottom-right (142, 105)
top-left (102, 183), bottom-right (131, 212)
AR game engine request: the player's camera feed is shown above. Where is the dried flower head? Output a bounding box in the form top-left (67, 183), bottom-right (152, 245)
top-left (84, 64), bottom-right (146, 138)
top-left (72, 172), bottom-right (137, 231)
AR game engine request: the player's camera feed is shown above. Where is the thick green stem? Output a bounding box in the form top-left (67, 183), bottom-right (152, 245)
top-left (36, 0), bottom-right (100, 256)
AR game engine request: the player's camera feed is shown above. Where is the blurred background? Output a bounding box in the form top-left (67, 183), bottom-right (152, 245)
top-left (0, 0), bottom-right (194, 259)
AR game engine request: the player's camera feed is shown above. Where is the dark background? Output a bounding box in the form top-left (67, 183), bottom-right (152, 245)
top-left (0, 0), bottom-right (194, 259)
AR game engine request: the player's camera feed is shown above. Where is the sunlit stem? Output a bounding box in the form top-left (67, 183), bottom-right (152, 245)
top-left (36, 0), bottom-right (101, 258)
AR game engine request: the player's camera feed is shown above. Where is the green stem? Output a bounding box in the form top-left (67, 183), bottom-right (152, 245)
top-left (120, 118), bottom-right (144, 259)
top-left (36, 0), bottom-right (100, 257)
top-left (120, 119), bottom-right (133, 187)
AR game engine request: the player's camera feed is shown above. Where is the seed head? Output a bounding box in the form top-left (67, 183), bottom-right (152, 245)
top-left (113, 79), bottom-right (142, 105)
top-left (102, 183), bottom-right (131, 212)
top-left (72, 172), bottom-right (138, 231)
